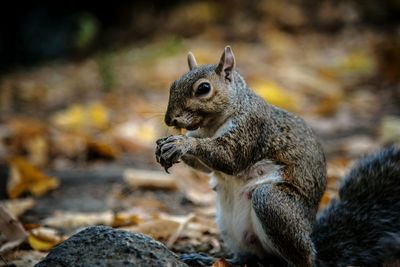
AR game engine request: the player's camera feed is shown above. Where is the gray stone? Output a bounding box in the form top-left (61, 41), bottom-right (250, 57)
top-left (35, 225), bottom-right (188, 267)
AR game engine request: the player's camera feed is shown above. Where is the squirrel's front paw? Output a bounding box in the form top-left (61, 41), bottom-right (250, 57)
top-left (155, 135), bottom-right (193, 173)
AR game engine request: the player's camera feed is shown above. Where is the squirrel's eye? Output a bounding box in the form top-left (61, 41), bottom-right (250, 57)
top-left (195, 82), bottom-right (211, 97)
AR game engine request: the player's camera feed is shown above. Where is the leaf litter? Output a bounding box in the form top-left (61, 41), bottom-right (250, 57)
top-left (0, 2), bottom-right (400, 266)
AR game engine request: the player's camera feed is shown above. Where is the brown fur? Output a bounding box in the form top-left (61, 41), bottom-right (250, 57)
top-left (156, 46), bottom-right (326, 266)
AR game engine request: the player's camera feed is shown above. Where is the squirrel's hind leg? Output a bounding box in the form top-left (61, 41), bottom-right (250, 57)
top-left (251, 183), bottom-right (315, 267)
top-left (179, 252), bottom-right (215, 266)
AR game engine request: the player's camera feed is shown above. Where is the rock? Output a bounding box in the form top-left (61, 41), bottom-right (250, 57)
top-left (35, 225), bottom-right (188, 267)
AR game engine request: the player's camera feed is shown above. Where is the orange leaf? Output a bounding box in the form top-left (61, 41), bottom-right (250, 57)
top-left (86, 139), bottom-right (120, 160)
top-left (112, 212), bottom-right (141, 227)
top-left (212, 259), bottom-right (231, 267)
top-left (7, 157), bottom-right (59, 199)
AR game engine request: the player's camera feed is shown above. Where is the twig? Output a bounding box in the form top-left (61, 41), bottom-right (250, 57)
top-left (167, 213), bottom-right (195, 247)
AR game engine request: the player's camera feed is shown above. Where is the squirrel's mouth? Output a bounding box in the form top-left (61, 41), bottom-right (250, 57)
top-left (171, 116), bottom-right (202, 131)
top-left (174, 122), bottom-right (201, 131)
top-left (185, 124), bottom-right (200, 131)
top-left (173, 124), bottom-right (199, 131)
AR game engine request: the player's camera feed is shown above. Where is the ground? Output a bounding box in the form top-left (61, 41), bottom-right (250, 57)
top-left (0, 1), bottom-right (399, 266)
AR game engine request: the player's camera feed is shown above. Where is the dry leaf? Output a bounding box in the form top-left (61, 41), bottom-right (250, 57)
top-left (123, 168), bottom-right (178, 190)
top-left (112, 120), bottom-right (158, 151)
top-left (313, 91), bottom-right (343, 117)
top-left (251, 80), bottom-right (297, 111)
top-left (28, 227), bottom-right (63, 251)
top-left (86, 138), bottom-right (120, 160)
top-left (167, 213), bottom-right (195, 247)
top-left (0, 205), bottom-right (27, 253)
top-left (6, 118), bottom-right (48, 166)
top-left (25, 136), bottom-right (48, 167)
top-left (326, 157), bottom-right (352, 190)
top-left (0, 198), bottom-right (35, 218)
top-left (43, 211), bottom-right (114, 228)
top-left (51, 102), bottom-right (110, 133)
top-left (380, 116), bottom-right (400, 145)
top-left (319, 190), bottom-right (336, 210)
top-left (172, 166), bottom-right (215, 205)
top-left (124, 218), bottom-right (180, 240)
top-left (112, 212), bottom-right (141, 227)
top-left (7, 157), bottom-right (59, 199)
top-left (212, 258), bottom-right (231, 267)
top-left (338, 50), bottom-right (375, 76)
top-left (3, 250), bottom-right (46, 267)
top-left (50, 130), bottom-right (86, 158)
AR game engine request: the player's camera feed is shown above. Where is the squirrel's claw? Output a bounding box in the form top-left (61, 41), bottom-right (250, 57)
top-left (155, 135), bottom-right (190, 173)
top-left (164, 166), bottom-right (170, 174)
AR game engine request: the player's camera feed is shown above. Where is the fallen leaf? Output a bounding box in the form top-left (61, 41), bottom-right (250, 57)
top-left (43, 211), bottom-right (113, 228)
top-left (50, 129), bottom-right (87, 158)
top-left (51, 102), bottom-right (110, 133)
top-left (3, 250), bottom-right (46, 267)
top-left (0, 198), bottom-right (35, 218)
top-left (7, 157), bottom-right (59, 199)
top-left (6, 118), bottom-right (48, 166)
top-left (0, 205), bottom-right (27, 253)
top-left (28, 227), bottom-right (63, 251)
top-left (319, 190), bottom-right (336, 210)
top-left (124, 218), bottom-right (180, 240)
top-left (326, 157), bottom-right (352, 188)
top-left (313, 90), bottom-right (343, 117)
top-left (380, 116), bottom-right (400, 145)
top-left (26, 136), bottom-right (48, 167)
top-left (112, 120), bottom-right (158, 151)
top-left (112, 212), bottom-right (141, 227)
top-left (212, 258), bottom-right (231, 267)
top-left (172, 167), bottom-right (215, 206)
top-left (86, 138), bottom-right (120, 160)
top-left (123, 168), bottom-right (178, 190)
top-left (167, 213), bottom-right (195, 247)
top-left (251, 80), bottom-right (297, 111)
top-left (338, 49), bottom-right (376, 77)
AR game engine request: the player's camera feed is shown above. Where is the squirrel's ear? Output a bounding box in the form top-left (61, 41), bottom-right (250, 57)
top-left (187, 52), bottom-right (198, 70)
top-left (216, 46), bottom-right (235, 82)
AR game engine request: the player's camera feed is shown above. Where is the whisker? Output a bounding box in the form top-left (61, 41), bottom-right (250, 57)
top-left (141, 114), bottom-right (164, 121)
top-left (136, 111), bottom-right (165, 115)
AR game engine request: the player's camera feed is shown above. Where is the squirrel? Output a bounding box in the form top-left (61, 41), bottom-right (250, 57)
top-left (155, 46), bottom-right (400, 267)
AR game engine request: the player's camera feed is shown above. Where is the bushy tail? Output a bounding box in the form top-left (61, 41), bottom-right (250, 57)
top-left (312, 146), bottom-right (400, 267)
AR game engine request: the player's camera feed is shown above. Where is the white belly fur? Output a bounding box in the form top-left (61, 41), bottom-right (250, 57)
top-left (211, 160), bottom-right (282, 257)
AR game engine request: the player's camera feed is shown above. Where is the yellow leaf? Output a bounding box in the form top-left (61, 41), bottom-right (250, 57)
top-left (339, 50), bottom-right (375, 76)
top-left (28, 227), bottom-right (62, 251)
top-left (88, 103), bottom-right (109, 130)
top-left (26, 135), bottom-right (48, 167)
top-left (28, 234), bottom-right (56, 251)
top-left (7, 157), bottom-right (59, 199)
top-left (112, 120), bottom-right (158, 150)
top-left (52, 104), bottom-right (84, 132)
top-left (252, 81), bottom-right (297, 111)
top-left (136, 124), bottom-right (157, 143)
top-left (51, 102), bottom-right (110, 133)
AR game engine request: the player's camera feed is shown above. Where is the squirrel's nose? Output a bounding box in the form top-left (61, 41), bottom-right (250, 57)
top-left (165, 113), bottom-right (172, 126)
top-left (165, 113), bottom-right (178, 127)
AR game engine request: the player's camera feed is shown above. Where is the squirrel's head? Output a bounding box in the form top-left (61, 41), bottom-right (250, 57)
top-left (165, 46), bottom-right (239, 130)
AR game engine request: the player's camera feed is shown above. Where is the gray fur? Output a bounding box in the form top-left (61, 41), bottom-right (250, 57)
top-left (313, 146), bottom-right (400, 267)
top-left (155, 47), bottom-right (399, 267)
top-left (156, 46), bottom-right (325, 267)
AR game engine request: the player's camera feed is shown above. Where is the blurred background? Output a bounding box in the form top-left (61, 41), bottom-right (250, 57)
top-left (1, 0), bottom-right (400, 265)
